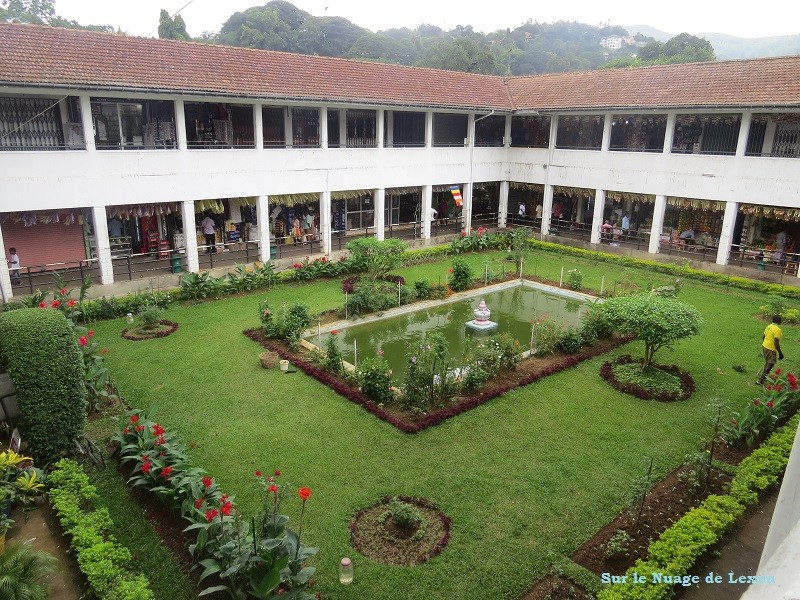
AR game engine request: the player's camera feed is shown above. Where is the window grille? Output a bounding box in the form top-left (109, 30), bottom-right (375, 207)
top-left (0, 96), bottom-right (65, 150)
top-left (555, 115), bottom-right (603, 150)
top-left (510, 116), bottom-right (550, 148)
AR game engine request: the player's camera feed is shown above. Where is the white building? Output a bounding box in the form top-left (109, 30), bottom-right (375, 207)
top-left (1, 23), bottom-right (800, 301)
top-left (600, 35), bottom-right (624, 50)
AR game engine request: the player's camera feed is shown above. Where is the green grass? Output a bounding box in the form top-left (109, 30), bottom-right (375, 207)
top-left (86, 248), bottom-right (797, 600)
top-left (613, 363), bottom-right (683, 396)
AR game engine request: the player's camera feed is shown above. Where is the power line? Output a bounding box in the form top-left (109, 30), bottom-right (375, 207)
top-left (145, 0), bottom-right (197, 38)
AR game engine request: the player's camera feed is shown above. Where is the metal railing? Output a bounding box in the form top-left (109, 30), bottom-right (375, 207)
top-left (10, 259), bottom-right (101, 294)
top-left (729, 244), bottom-right (799, 280)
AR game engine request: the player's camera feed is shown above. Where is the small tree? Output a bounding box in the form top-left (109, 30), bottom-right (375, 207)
top-left (345, 237), bottom-right (407, 282)
top-left (600, 293), bottom-right (702, 370)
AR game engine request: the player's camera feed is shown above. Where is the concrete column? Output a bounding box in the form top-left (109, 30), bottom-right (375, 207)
top-left (91, 206), bottom-right (114, 285)
top-left (601, 113), bottom-right (613, 151)
top-left (576, 197), bottom-right (585, 224)
top-left (0, 222), bottom-right (12, 301)
top-left (463, 181), bottom-right (473, 235)
top-left (425, 111), bottom-right (433, 148)
top-left (181, 200), bottom-right (199, 272)
top-left (663, 113), bottom-right (676, 154)
top-left (377, 109), bottom-right (384, 149)
top-left (386, 110), bottom-right (394, 147)
top-left (422, 185), bottom-right (433, 239)
top-left (736, 112), bottom-right (752, 157)
top-left (284, 107), bottom-right (293, 148)
top-left (498, 180), bottom-right (509, 228)
top-left (254, 103), bottom-right (264, 149)
top-left (78, 94), bottom-right (96, 151)
top-left (375, 188), bottom-right (386, 241)
top-left (649, 195), bottom-right (667, 254)
top-left (320, 191), bottom-right (332, 253)
top-left (256, 195), bottom-right (271, 263)
top-left (590, 189), bottom-right (605, 244)
top-left (541, 184), bottom-right (554, 235)
top-left (175, 100), bottom-right (188, 151)
top-left (503, 114), bottom-right (512, 147)
top-left (339, 110), bottom-right (347, 148)
top-left (320, 107), bottom-right (328, 149)
top-left (716, 201), bottom-right (739, 265)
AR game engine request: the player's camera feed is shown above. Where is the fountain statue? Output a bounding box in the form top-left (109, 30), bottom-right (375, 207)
top-left (465, 299), bottom-right (498, 333)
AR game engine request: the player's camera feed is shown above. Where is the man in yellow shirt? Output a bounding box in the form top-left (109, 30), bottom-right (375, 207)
top-left (756, 315), bottom-right (784, 385)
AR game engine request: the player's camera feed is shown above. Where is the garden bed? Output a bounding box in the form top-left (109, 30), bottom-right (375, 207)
top-left (121, 320), bottom-right (179, 340)
top-left (245, 328), bottom-right (631, 433)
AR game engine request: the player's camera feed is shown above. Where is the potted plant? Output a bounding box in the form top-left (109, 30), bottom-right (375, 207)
top-left (1, 450), bottom-right (45, 516)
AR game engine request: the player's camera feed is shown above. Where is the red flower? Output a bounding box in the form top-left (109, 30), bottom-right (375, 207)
top-left (298, 486), bottom-right (312, 501)
top-left (59, 288), bottom-right (67, 295)
top-left (775, 368), bottom-right (782, 376)
top-left (156, 435), bottom-right (166, 446)
top-left (220, 494), bottom-right (229, 503)
top-left (448, 268), bottom-right (453, 273)
top-left (122, 427), bottom-right (130, 435)
top-left (788, 373), bottom-right (798, 390)
top-left (88, 330), bottom-right (95, 337)
top-left (330, 330), bottom-right (338, 335)
top-left (274, 469), bottom-right (281, 477)
top-left (51, 300), bottom-right (61, 308)
top-left (220, 501), bottom-right (233, 516)
top-left (161, 466), bottom-right (173, 479)
top-left (205, 508), bottom-right (218, 521)
top-left (67, 299), bottom-right (77, 308)
top-left (753, 399), bottom-right (762, 407)
top-left (268, 484), bottom-right (278, 494)
top-left (135, 425), bottom-right (145, 432)
top-left (141, 461), bottom-right (152, 475)
top-left (254, 470), bottom-right (262, 477)
top-left (78, 336), bottom-right (88, 346)
top-left (38, 302), bottom-right (47, 308)
top-left (202, 475), bottom-right (213, 488)
top-left (765, 384), bottom-right (773, 391)
top-left (766, 401), bottom-right (774, 408)
top-left (775, 385), bottom-right (783, 392)
top-left (267, 475), bottom-right (274, 482)
top-left (730, 419), bottom-right (738, 426)
top-left (194, 498), bottom-right (205, 509)
top-left (130, 415), bottom-right (140, 424)
top-left (152, 423), bottom-right (165, 436)
top-left (293, 263), bottom-right (302, 269)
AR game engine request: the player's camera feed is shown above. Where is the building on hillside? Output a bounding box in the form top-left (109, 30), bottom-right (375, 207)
top-left (600, 35), bottom-right (624, 50)
top-left (1, 22), bottom-right (800, 302)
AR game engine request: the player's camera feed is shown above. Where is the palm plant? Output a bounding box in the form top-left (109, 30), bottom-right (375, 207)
top-left (0, 541), bottom-right (56, 600)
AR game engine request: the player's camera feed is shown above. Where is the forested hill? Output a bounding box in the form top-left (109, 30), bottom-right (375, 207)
top-left (214, 0), bottom-right (642, 75)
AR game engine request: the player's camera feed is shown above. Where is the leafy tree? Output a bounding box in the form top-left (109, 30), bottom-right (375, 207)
top-left (600, 293), bottom-right (702, 370)
top-left (663, 32), bottom-right (715, 61)
top-left (345, 237), bottom-right (407, 282)
top-left (347, 33), bottom-right (418, 65)
top-left (0, 0), bottom-right (53, 24)
top-left (158, 9), bottom-right (189, 41)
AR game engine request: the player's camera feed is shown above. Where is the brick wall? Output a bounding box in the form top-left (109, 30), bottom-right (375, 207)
top-left (3, 220), bottom-right (87, 268)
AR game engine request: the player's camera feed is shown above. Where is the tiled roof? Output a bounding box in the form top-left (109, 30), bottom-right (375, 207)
top-left (1, 23), bottom-right (800, 112)
top-left (0, 23), bottom-right (511, 111)
top-left (507, 57), bottom-right (800, 111)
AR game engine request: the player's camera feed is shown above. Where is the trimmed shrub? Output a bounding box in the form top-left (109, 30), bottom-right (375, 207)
top-left (556, 327), bottom-right (583, 354)
top-left (0, 309), bottom-right (87, 464)
top-left (449, 258), bottom-right (473, 292)
top-left (49, 459), bottom-right (154, 600)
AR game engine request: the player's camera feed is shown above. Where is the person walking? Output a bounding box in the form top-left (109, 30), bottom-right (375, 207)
top-left (756, 315), bottom-right (784, 385)
top-left (7, 247), bottom-right (21, 284)
top-left (201, 214), bottom-right (217, 253)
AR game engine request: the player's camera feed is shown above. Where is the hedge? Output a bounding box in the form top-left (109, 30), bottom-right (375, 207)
top-left (597, 413), bottom-right (799, 599)
top-left (48, 459), bottom-right (154, 600)
top-left (0, 308), bottom-right (87, 464)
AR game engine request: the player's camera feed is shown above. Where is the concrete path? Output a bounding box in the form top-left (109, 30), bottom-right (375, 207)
top-left (680, 491), bottom-right (778, 600)
top-left (5, 503), bottom-right (84, 599)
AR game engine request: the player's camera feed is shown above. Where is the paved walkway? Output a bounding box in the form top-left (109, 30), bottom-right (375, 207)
top-left (5, 503), bottom-right (83, 599)
top-left (680, 491), bottom-right (778, 600)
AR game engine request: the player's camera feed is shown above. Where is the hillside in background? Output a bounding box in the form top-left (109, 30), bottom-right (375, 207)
top-left (625, 24), bottom-right (800, 59)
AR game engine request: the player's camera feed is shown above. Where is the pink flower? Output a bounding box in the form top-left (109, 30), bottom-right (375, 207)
top-left (78, 336), bottom-right (88, 346)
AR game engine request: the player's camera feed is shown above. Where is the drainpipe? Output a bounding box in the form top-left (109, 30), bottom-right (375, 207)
top-left (466, 110), bottom-right (496, 235)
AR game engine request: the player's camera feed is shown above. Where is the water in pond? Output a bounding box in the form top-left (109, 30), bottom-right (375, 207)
top-left (310, 284), bottom-right (590, 381)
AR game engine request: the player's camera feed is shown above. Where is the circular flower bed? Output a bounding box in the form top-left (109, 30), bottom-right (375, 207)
top-left (121, 320), bottom-right (179, 341)
top-left (600, 354), bottom-right (695, 401)
top-left (349, 496), bottom-right (450, 566)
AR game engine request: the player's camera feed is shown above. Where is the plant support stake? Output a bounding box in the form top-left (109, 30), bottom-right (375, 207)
top-left (559, 266), bottom-right (564, 287)
top-left (353, 339), bottom-right (357, 369)
top-left (600, 275), bottom-right (605, 296)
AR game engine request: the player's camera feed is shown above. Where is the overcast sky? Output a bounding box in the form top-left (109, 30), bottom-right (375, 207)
top-left (53, 0), bottom-right (798, 40)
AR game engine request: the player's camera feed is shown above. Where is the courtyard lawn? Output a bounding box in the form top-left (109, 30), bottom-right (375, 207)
top-left (87, 250), bottom-right (796, 600)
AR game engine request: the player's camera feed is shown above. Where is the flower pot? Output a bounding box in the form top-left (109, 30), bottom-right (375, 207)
top-left (279, 360), bottom-right (290, 372)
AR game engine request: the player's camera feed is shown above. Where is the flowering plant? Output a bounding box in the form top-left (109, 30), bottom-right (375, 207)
top-left (723, 369), bottom-right (800, 447)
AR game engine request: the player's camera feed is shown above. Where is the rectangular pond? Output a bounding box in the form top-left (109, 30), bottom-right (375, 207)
top-left (306, 280), bottom-right (596, 380)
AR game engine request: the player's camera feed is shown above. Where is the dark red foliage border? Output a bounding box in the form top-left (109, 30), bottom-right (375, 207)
top-left (599, 354), bottom-right (695, 401)
top-left (244, 328), bottom-right (630, 433)
top-left (121, 320), bottom-right (179, 341)
top-left (349, 495), bottom-right (451, 565)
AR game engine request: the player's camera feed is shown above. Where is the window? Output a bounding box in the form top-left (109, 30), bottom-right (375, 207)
top-left (747, 114), bottom-right (800, 158)
top-left (510, 115), bottom-right (550, 148)
top-left (389, 111), bottom-right (425, 147)
top-left (346, 109), bottom-right (377, 147)
top-left (555, 115), bottom-right (604, 150)
top-left (433, 113), bottom-right (468, 147)
top-left (262, 106), bottom-right (285, 147)
top-left (292, 108), bottom-right (319, 147)
top-left (671, 114), bottom-right (741, 155)
top-left (474, 115), bottom-right (506, 147)
top-left (609, 115), bottom-right (667, 152)
top-left (327, 109), bottom-right (341, 147)
top-left (92, 98), bottom-right (176, 150)
top-left (0, 95), bottom-right (76, 151)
